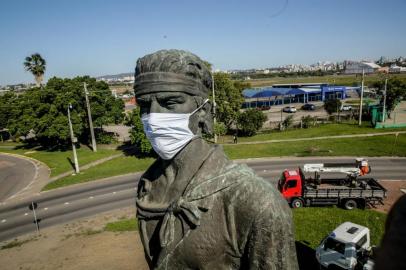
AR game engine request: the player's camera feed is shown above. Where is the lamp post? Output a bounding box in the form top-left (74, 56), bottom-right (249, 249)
top-left (358, 69), bottom-right (365, 126)
top-left (68, 104), bottom-right (80, 174)
top-left (382, 78), bottom-right (388, 123)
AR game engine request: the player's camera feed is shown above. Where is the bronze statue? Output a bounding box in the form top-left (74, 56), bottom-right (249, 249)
top-left (134, 49), bottom-right (298, 269)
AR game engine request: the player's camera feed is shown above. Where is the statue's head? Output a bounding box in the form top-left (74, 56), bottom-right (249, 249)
top-left (133, 49), bottom-right (213, 159)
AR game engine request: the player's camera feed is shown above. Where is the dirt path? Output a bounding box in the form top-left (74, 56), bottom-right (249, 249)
top-left (0, 207), bottom-right (148, 270)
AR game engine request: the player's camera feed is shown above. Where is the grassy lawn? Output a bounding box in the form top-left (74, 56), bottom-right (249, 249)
top-left (294, 207), bottom-right (386, 249)
top-left (224, 133), bottom-right (406, 159)
top-left (0, 145), bottom-right (121, 177)
top-left (105, 218), bottom-right (138, 232)
top-left (101, 208), bottom-right (385, 249)
top-left (247, 73), bottom-right (406, 87)
top-left (43, 133), bottom-right (406, 191)
top-left (42, 156), bottom-right (154, 190)
top-left (219, 123), bottom-right (406, 144)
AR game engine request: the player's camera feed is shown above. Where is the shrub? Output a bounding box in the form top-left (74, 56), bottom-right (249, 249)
top-left (301, 115), bottom-right (315, 129)
top-left (95, 130), bottom-right (117, 144)
top-left (237, 109), bottom-right (267, 137)
top-left (324, 99), bottom-right (342, 115)
top-left (282, 115), bottom-right (294, 129)
top-left (214, 122), bottom-right (227, 138)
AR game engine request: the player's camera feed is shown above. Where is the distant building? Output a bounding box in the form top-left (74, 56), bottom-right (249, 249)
top-left (389, 64), bottom-right (406, 73)
top-left (344, 61), bottom-right (381, 74)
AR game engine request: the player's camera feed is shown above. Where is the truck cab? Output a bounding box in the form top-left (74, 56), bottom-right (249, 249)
top-left (316, 222), bottom-right (372, 270)
top-left (278, 169), bottom-right (305, 207)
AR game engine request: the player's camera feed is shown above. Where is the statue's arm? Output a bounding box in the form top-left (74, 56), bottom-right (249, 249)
top-left (243, 196), bottom-right (298, 270)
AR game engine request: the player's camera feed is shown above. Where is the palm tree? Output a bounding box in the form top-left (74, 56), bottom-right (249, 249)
top-left (24, 53), bottom-right (46, 87)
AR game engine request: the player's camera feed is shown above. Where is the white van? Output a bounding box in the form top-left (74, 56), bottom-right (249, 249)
top-left (315, 222), bottom-right (374, 270)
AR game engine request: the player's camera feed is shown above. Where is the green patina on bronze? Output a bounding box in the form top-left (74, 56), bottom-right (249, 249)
top-left (134, 49), bottom-right (298, 270)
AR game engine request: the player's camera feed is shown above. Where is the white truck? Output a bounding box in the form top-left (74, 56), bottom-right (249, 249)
top-left (316, 222), bottom-right (375, 270)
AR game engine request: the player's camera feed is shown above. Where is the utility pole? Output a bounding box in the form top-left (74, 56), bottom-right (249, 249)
top-left (212, 73), bottom-right (217, 143)
top-left (68, 104), bottom-right (80, 173)
top-left (358, 69), bottom-right (365, 126)
top-left (84, 83), bottom-right (97, 152)
top-left (382, 78), bottom-right (388, 123)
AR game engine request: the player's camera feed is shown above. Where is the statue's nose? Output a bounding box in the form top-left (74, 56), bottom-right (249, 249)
top-left (150, 99), bottom-right (164, 113)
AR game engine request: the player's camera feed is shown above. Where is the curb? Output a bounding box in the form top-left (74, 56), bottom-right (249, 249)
top-left (222, 131), bottom-right (406, 145)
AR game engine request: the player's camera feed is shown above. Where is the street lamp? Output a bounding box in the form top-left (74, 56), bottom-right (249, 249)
top-left (358, 69), bottom-right (365, 126)
top-left (68, 104), bottom-right (80, 173)
top-left (382, 78), bottom-right (388, 123)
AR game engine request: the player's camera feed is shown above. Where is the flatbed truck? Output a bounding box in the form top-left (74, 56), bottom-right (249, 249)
top-left (277, 159), bottom-right (387, 209)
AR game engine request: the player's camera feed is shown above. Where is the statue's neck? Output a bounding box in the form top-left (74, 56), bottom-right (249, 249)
top-left (154, 138), bottom-right (212, 204)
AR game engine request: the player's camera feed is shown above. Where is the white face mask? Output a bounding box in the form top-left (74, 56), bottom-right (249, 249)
top-left (141, 99), bottom-right (209, 160)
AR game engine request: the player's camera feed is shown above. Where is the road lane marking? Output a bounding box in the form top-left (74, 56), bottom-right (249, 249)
top-left (1, 219), bottom-right (6, 223)
top-left (89, 196), bottom-right (94, 199)
top-left (113, 192), bottom-right (116, 194)
top-left (44, 207), bottom-right (48, 210)
top-left (64, 202), bottom-right (70, 205)
top-left (24, 213), bottom-right (28, 216)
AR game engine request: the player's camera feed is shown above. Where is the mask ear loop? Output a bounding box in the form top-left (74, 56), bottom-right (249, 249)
top-left (190, 99), bottom-right (209, 115)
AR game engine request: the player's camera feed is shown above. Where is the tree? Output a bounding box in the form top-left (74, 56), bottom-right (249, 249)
top-left (301, 115), bottom-right (315, 129)
top-left (24, 53), bottom-right (46, 87)
top-left (213, 73), bottom-right (245, 130)
top-left (237, 109), bottom-right (267, 136)
top-left (213, 122), bottom-right (227, 139)
top-left (373, 78), bottom-right (406, 118)
top-left (282, 115), bottom-right (294, 129)
top-left (0, 92), bottom-right (19, 130)
top-left (6, 76), bottom-right (124, 148)
top-left (125, 107), bottom-right (153, 156)
top-left (324, 99), bottom-right (342, 115)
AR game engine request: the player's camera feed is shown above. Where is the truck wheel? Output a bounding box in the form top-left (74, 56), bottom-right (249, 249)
top-left (344, 199), bottom-right (357, 210)
top-left (291, 198), bottom-right (303, 208)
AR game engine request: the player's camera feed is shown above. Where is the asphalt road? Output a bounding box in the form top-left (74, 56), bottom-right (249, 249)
top-left (0, 157), bottom-right (405, 242)
top-left (0, 153), bottom-right (37, 202)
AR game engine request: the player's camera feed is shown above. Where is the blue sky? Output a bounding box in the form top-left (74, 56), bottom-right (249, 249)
top-left (1, 0), bottom-right (405, 85)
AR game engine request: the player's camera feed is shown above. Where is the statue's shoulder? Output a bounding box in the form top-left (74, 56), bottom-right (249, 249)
top-left (222, 163), bottom-right (291, 217)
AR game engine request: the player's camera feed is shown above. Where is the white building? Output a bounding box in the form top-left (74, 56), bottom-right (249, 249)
top-left (389, 64), bottom-right (406, 73)
top-left (344, 61), bottom-right (381, 74)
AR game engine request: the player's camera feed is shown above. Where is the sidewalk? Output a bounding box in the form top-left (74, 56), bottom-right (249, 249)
top-left (223, 131), bottom-right (406, 145)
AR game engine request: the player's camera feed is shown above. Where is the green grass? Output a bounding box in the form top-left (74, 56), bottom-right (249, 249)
top-left (223, 134), bottom-right (406, 159)
top-left (0, 146), bottom-right (121, 177)
top-left (247, 73), bottom-right (406, 87)
top-left (293, 207), bottom-right (386, 249)
top-left (220, 123), bottom-right (406, 144)
top-left (0, 141), bottom-right (21, 147)
top-left (0, 237), bottom-right (38, 250)
top-left (104, 218), bottom-right (138, 232)
top-left (43, 133), bottom-right (406, 191)
top-left (42, 156), bottom-right (154, 190)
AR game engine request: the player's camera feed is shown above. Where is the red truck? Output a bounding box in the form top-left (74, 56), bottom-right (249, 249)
top-left (277, 159), bottom-right (387, 210)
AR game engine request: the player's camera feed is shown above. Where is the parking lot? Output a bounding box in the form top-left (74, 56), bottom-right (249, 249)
top-left (259, 101), bottom-right (354, 128)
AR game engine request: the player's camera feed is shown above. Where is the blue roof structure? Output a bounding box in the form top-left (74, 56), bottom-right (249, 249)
top-left (252, 90), bottom-right (279, 98)
top-left (242, 84), bottom-right (347, 102)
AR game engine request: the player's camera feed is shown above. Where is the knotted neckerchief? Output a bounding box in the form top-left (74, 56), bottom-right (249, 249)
top-left (137, 196), bottom-right (205, 247)
top-left (136, 163), bottom-right (252, 248)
